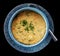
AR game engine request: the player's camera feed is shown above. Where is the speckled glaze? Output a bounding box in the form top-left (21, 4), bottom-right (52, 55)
top-left (4, 3), bottom-right (54, 53)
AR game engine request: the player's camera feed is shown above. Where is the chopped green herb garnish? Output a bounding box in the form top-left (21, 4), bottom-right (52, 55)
top-left (20, 20), bottom-right (27, 26)
top-left (25, 26), bottom-right (29, 32)
top-left (20, 20), bottom-right (34, 32)
top-left (29, 22), bottom-right (34, 31)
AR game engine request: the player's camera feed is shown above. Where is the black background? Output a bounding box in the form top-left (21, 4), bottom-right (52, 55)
top-left (0, 0), bottom-right (60, 56)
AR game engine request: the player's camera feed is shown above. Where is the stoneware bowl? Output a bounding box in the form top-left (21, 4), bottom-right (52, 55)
top-left (4, 3), bottom-right (54, 53)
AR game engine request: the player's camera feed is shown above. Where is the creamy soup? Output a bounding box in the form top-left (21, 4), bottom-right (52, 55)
top-left (11, 10), bottom-right (46, 45)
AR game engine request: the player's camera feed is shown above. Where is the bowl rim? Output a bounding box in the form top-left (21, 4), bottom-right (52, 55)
top-left (8, 4), bottom-right (49, 47)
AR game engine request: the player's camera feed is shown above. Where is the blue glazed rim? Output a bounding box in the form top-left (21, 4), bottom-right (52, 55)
top-left (4, 3), bottom-right (54, 53)
top-left (8, 7), bottom-right (49, 47)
